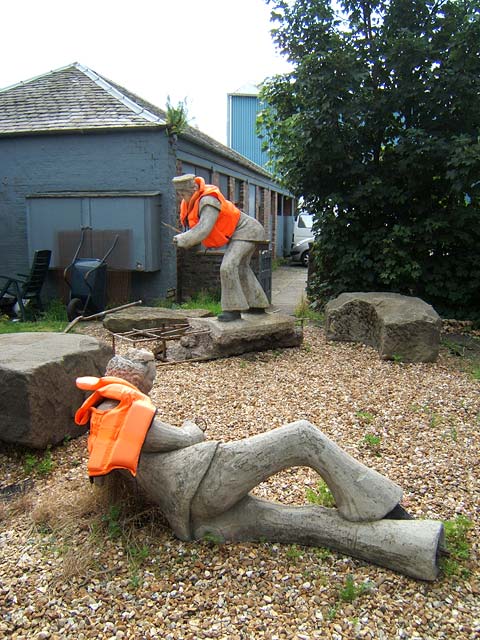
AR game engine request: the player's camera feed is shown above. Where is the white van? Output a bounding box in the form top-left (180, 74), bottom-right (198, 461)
top-left (290, 213), bottom-right (314, 266)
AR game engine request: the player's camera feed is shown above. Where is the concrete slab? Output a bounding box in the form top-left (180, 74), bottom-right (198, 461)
top-left (189, 312), bottom-right (298, 345)
top-left (103, 306), bottom-right (213, 333)
top-left (166, 312), bottom-right (303, 362)
top-left (271, 265), bottom-right (308, 315)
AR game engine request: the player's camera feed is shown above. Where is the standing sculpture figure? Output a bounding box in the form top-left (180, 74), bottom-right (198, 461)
top-left (75, 350), bottom-right (444, 581)
top-left (172, 174), bottom-right (270, 322)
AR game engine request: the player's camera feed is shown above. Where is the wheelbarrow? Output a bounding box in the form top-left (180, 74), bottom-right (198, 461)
top-left (63, 229), bottom-right (119, 322)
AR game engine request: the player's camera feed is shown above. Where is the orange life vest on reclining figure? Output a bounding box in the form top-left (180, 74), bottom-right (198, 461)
top-left (75, 376), bottom-right (156, 479)
top-left (180, 176), bottom-right (241, 248)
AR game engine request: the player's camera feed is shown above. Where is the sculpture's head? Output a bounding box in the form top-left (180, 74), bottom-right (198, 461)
top-left (172, 173), bottom-right (199, 204)
top-left (105, 348), bottom-right (156, 394)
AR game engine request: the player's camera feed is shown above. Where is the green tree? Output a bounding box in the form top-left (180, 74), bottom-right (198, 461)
top-left (260, 0), bottom-right (480, 318)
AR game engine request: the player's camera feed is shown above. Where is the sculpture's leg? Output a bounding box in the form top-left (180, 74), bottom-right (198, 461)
top-left (237, 242), bottom-right (269, 310)
top-left (191, 420), bottom-right (402, 523)
top-left (219, 242), bottom-right (249, 311)
top-left (192, 495), bottom-right (444, 582)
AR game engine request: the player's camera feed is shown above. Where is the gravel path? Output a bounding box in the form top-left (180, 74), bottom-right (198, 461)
top-left (1, 324), bottom-right (479, 639)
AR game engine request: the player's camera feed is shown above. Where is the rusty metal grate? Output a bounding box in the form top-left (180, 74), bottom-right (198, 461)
top-left (110, 323), bottom-right (209, 361)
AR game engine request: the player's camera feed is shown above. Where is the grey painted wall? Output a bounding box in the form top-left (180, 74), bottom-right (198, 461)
top-left (177, 137), bottom-right (285, 192)
top-left (0, 129), bottom-right (178, 302)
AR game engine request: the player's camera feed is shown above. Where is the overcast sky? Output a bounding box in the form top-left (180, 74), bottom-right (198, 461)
top-left (1, 0), bottom-right (292, 144)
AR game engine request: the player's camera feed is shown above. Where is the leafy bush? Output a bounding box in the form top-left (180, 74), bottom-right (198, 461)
top-left (261, 1), bottom-right (480, 319)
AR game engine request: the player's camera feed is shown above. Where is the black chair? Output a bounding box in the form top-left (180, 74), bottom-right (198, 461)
top-left (0, 250), bottom-right (52, 321)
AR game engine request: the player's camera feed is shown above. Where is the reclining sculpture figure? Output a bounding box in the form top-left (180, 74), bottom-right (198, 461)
top-left (75, 349), bottom-right (444, 581)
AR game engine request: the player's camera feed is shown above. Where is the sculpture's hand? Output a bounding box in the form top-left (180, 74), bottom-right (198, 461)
top-left (173, 205), bottom-right (220, 250)
top-left (173, 233), bottom-right (190, 249)
top-left (182, 419), bottom-right (207, 440)
top-left (193, 416), bottom-right (208, 432)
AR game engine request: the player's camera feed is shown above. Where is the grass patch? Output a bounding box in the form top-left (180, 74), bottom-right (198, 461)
top-left (294, 296), bottom-right (324, 324)
top-left (201, 530), bottom-right (224, 546)
top-left (286, 544), bottom-right (303, 561)
top-left (305, 479), bottom-right (335, 508)
top-left (0, 298), bottom-right (68, 333)
top-left (362, 433), bottom-right (382, 455)
top-left (441, 514), bottom-right (473, 578)
top-left (338, 575), bottom-right (373, 603)
top-left (441, 338), bottom-right (466, 357)
top-left (23, 447), bottom-right (54, 476)
top-left (470, 364), bottom-right (480, 381)
top-left (153, 290), bottom-right (221, 316)
top-left (272, 257), bottom-right (289, 270)
top-left (355, 410), bottom-right (375, 423)
top-left (28, 473), bottom-right (168, 586)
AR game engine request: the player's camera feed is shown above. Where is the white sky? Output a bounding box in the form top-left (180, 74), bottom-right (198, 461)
top-left (1, 0), bottom-right (291, 144)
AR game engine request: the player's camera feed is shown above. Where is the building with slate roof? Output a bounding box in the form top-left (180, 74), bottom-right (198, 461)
top-left (0, 63), bottom-right (296, 307)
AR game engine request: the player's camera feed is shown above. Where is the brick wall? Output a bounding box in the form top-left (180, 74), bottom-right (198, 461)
top-left (177, 245), bottom-right (270, 303)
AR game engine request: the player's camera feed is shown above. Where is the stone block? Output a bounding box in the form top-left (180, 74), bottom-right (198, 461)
top-left (166, 312), bottom-right (303, 361)
top-left (325, 292), bottom-right (441, 362)
top-left (0, 332), bottom-right (113, 449)
top-left (103, 306), bottom-right (213, 333)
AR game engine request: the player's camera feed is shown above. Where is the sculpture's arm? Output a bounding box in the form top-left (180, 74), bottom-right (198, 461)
top-left (142, 417), bottom-right (206, 452)
top-left (95, 399), bottom-right (205, 453)
top-left (173, 201), bottom-right (220, 249)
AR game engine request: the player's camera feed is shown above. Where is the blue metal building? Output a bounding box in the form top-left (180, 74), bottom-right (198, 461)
top-left (227, 84), bottom-right (269, 169)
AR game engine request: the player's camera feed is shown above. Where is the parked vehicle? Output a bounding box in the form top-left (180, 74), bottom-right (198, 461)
top-left (290, 237), bottom-right (313, 267)
top-left (291, 213), bottom-right (314, 267)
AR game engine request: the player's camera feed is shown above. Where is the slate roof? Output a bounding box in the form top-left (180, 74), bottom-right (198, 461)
top-left (0, 63), bottom-right (270, 177)
top-left (0, 63), bottom-right (166, 134)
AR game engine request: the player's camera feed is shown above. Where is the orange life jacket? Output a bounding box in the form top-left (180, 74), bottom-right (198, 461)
top-left (75, 376), bottom-right (156, 479)
top-left (180, 176), bottom-right (241, 248)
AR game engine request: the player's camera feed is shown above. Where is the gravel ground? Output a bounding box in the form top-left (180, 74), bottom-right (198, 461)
top-left (1, 323), bottom-right (479, 639)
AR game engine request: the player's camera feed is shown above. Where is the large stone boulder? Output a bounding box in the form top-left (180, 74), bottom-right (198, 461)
top-left (325, 292), bottom-right (442, 362)
top-left (0, 332), bottom-right (112, 449)
top-left (103, 306), bottom-right (213, 333)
